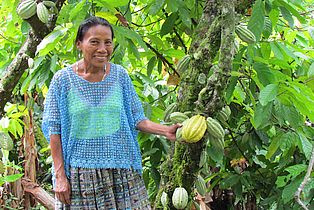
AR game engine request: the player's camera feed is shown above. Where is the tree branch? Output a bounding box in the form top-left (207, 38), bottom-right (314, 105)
top-left (0, 0), bottom-right (66, 116)
top-left (295, 147), bottom-right (314, 210)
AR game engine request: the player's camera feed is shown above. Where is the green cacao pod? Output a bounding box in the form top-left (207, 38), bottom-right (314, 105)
top-left (235, 25), bottom-right (256, 44)
top-left (16, 0), bottom-right (37, 19)
top-left (37, 2), bottom-right (49, 24)
top-left (263, 17), bottom-right (272, 38)
top-left (181, 115), bottom-right (207, 143)
top-left (195, 175), bottom-right (207, 196)
top-left (217, 106), bottom-right (231, 122)
top-left (0, 131), bottom-right (14, 151)
top-left (161, 191), bottom-right (168, 207)
top-left (43, 0), bottom-right (56, 7)
top-left (206, 117), bottom-right (225, 139)
top-left (172, 187), bottom-right (188, 209)
top-left (170, 112), bottom-right (189, 123)
top-left (164, 103), bottom-right (177, 122)
top-left (177, 55), bottom-right (191, 73)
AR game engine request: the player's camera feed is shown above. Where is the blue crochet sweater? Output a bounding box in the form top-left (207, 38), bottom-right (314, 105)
top-left (42, 63), bottom-right (147, 177)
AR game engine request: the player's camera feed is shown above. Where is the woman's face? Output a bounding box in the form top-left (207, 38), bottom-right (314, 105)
top-left (76, 25), bottom-right (113, 69)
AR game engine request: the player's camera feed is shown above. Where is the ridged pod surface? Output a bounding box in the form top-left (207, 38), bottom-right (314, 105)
top-left (235, 25), bottom-right (256, 44)
top-left (37, 2), bottom-right (49, 24)
top-left (206, 117), bottom-right (225, 139)
top-left (161, 192), bottom-right (168, 207)
top-left (172, 187), bottom-right (188, 209)
top-left (16, 0), bottom-right (37, 19)
top-left (163, 103), bottom-right (177, 122)
top-left (169, 112), bottom-right (189, 123)
top-left (181, 115), bottom-right (207, 143)
top-left (177, 55), bottom-right (191, 74)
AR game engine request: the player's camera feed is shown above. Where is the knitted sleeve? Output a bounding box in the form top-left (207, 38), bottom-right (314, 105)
top-left (122, 70), bottom-right (147, 128)
top-left (42, 71), bottom-right (62, 142)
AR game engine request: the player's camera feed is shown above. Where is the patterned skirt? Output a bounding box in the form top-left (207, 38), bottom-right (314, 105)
top-left (55, 167), bottom-right (152, 210)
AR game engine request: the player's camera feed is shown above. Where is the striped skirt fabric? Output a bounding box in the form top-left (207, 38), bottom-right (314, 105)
top-left (55, 167), bottom-right (151, 210)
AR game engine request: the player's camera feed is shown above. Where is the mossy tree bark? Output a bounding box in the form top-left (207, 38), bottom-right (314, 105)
top-left (155, 0), bottom-right (238, 209)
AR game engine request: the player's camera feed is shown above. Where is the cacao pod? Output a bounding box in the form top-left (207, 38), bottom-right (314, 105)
top-left (172, 187), bottom-right (188, 209)
top-left (37, 2), bottom-right (49, 24)
top-left (263, 17), bottom-right (272, 38)
top-left (217, 106), bottom-right (231, 122)
top-left (177, 55), bottom-right (191, 73)
top-left (161, 191), bottom-right (168, 207)
top-left (206, 117), bottom-right (225, 139)
top-left (195, 175), bottom-right (206, 196)
top-left (169, 112), bottom-right (189, 123)
top-left (43, 0), bottom-right (56, 7)
top-left (235, 25), bottom-right (256, 44)
top-left (181, 115), bottom-right (207, 143)
top-left (164, 103), bottom-right (177, 122)
top-left (0, 131), bottom-right (14, 151)
top-left (16, 0), bottom-right (37, 20)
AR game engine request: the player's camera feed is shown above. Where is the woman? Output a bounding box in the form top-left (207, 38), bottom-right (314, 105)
top-left (42, 16), bottom-right (180, 209)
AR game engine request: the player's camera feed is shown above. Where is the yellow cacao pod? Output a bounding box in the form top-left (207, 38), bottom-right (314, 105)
top-left (37, 2), bottom-right (49, 24)
top-left (206, 117), bottom-right (225, 139)
top-left (181, 115), bottom-right (207, 143)
top-left (16, 0), bottom-right (37, 19)
top-left (170, 112), bottom-right (189, 123)
top-left (172, 187), bottom-right (188, 209)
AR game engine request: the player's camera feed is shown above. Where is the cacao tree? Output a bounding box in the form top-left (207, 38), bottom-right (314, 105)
top-left (0, 0), bottom-right (314, 209)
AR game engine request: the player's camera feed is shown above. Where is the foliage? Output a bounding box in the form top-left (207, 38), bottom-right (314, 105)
top-left (0, 0), bottom-right (314, 209)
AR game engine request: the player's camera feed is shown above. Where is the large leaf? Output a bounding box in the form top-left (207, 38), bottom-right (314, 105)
top-left (253, 62), bottom-right (277, 87)
top-left (36, 26), bottom-right (68, 56)
top-left (248, 0), bottom-right (265, 41)
top-left (259, 84), bottom-right (278, 106)
top-left (160, 12), bottom-right (178, 37)
top-left (252, 102), bottom-right (273, 129)
top-left (297, 133), bottom-right (313, 160)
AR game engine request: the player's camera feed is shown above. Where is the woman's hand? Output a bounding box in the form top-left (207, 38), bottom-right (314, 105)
top-left (164, 123), bottom-right (182, 142)
top-left (55, 175), bottom-right (71, 205)
top-left (137, 119), bottom-right (181, 141)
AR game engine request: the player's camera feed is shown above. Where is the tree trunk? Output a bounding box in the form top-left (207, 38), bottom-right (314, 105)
top-left (155, 0), bottom-right (237, 209)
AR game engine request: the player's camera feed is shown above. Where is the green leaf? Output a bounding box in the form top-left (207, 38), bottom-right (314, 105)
top-left (266, 133), bottom-right (282, 160)
top-left (36, 27), bottom-right (68, 56)
top-left (307, 62), bottom-right (314, 77)
top-left (178, 7), bottom-right (192, 28)
top-left (282, 176), bottom-right (302, 203)
top-left (160, 12), bottom-right (178, 37)
top-left (98, 0), bottom-right (129, 7)
top-left (279, 6), bottom-right (294, 28)
top-left (221, 174), bottom-right (240, 189)
top-left (253, 62), bottom-right (277, 86)
top-left (259, 84), bottom-right (278, 106)
top-left (147, 56), bottom-right (157, 77)
top-left (2, 173), bottom-right (23, 183)
top-left (127, 39), bottom-right (140, 60)
top-left (248, 0), bottom-right (265, 41)
top-left (149, 0), bottom-right (166, 15)
top-left (284, 164), bottom-right (307, 179)
top-left (277, 0), bottom-right (307, 24)
top-left (297, 133), bottom-right (313, 160)
top-left (270, 42), bottom-right (284, 60)
top-left (252, 102), bottom-right (273, 129)
top-left (163, 49), bottom-right (185, 59)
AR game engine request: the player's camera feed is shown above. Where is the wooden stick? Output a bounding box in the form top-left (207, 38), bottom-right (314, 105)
top-left (22, 178), bottom-right (55, 210)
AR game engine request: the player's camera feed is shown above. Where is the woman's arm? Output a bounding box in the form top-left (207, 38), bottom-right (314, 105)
top-left (136, 119), bottom-right (181, 141)
top-left (50, 134), bottom-right (71, 204)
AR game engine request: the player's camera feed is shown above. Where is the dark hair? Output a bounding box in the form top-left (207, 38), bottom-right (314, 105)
top-left (75, 16), bottom-right (114, 43)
